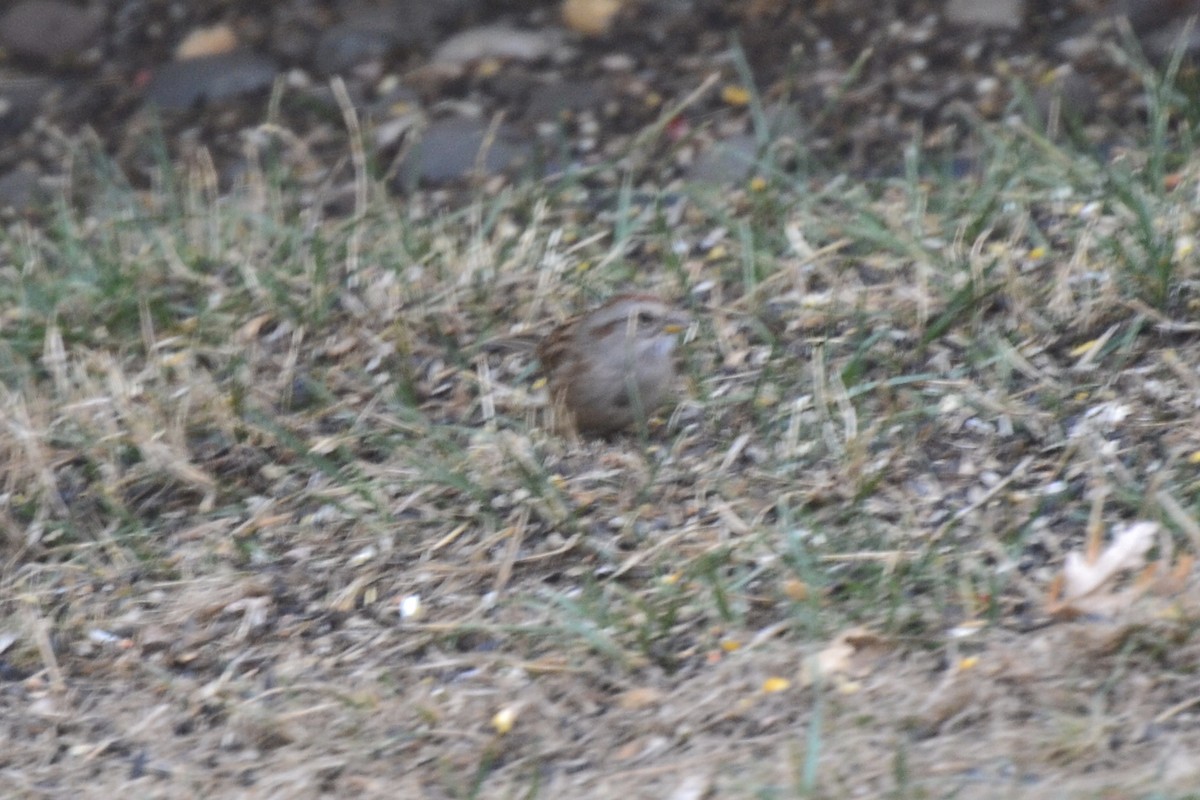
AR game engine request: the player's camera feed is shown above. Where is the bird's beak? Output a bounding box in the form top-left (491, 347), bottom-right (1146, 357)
top-left (662, 322), bottom-right (685, 334)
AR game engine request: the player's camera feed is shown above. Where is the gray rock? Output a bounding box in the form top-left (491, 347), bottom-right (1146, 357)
top-left (944, 0), bottom-right (1024, 30)
top-left (397, 117), bottom-right (531, 187)
top-left (316, 1), bottom-right (436, 74)
top-left (687, 134), bottom-right (759, 184)
top-left (433, 25), bottom-right (565, 66)
top-left (144, 53), bottom-right (278, 110)
top-left (0, 1), bottom-right (103, 62)
top-left (0, 1), bottom-right (103, 61)
top-left (1034, 69), bottom-right (1098, 126)
top-left (0, 163), bottom-right (47, 212)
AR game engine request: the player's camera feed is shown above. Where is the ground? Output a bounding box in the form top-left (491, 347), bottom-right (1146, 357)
top-left (3, 1), bottom-right (1200, 798)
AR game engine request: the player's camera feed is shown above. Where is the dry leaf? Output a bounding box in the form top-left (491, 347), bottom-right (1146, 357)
top-left (1066, 521), bottom-right (1155, 596)
top-left (667, 772), bottom-right (713, 800)
top-left (617, 687), bottom-right (663, 710)
top-left (1047, 521), bottom-right (1157, 617)
top-left (799, 626), bottom-right (887, 688)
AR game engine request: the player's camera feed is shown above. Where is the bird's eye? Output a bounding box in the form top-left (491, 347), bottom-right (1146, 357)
top-left (636, 311), bottom-right (654, 325)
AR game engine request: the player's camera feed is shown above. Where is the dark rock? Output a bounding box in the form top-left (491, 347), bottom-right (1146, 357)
top-left (1139, 18), bottom-right (1200, 62)
top-left (1113, 0), bottom-right (1196, 35)
top-left (0, 73), bottom-right (55, 134)
top-left (523, 79), bottom-right (607, 122)
top-left (315, 22), bottom-right (402, 75)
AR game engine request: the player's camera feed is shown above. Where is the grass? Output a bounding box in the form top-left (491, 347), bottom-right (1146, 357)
top-left (3, 53), bottom-right (1200, 798)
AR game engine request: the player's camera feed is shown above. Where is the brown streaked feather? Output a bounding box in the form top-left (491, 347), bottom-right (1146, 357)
top-left (535, 294), bottom-right (688, 436)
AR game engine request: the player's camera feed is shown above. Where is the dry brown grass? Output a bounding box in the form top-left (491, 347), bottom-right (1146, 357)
top-left (3, 88), bottom-right (1200, 799)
